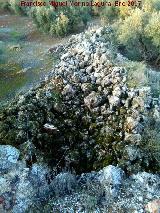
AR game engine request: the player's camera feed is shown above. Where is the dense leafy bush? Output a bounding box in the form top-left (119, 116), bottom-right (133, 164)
top-left (1, 0), bottom-right (90, 37)
top-left (22, 0), bottom-right (91, 37)
top-left (102, 0), bottom-right (159, 65)
top-left (10, 0), bottom-right (28, 15)
top-left (115, 9), bottom-right (160, 64)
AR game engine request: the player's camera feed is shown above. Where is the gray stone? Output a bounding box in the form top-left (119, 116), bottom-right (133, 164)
top-left (62, 84), bottom-right (75, 95)
top-left (0, 145), bottom-right (20, 173)
top-left (124, 145), bottom-right (141, 161)
top-left (124, 133), bottom-right (142, 144)
top-left (99, 165), bottom-right (125, 198)
top-left (61, 52), bottom-right (72, 60)
top-left (52, 172), bottom-right (77, 196)
top-left (84, 91), bottom-right (105, 109)
top-left (108, 96), bottom-right (120, 108)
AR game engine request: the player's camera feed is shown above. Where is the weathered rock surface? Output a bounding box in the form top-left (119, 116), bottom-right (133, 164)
top-left (35, 165), bottom-right (160, 212)
top-left (145, 199), bottom-right (160, 213)
top-left (0, 151), bottom-right (159, 213)
top-left (0, 145), bottom-right (20, 173)
top-left (0, 146), bottom-right (50, 212)
top-left (98, 165), bottom-right (125, 198)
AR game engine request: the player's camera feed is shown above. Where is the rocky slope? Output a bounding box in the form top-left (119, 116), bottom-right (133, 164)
top-left (0, 145), bottom-right (159, 212)
top-left (0, 27), bottom-right (160, 212)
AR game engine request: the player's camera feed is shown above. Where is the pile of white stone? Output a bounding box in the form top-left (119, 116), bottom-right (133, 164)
top-left (0, 27), bottom-right (160, 212)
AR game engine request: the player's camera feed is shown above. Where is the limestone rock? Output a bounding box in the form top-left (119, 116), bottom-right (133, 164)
top-left (52, 172), bottom-right (77, 196)
top-left (99, 165), bottom-right (125, 197)
top-left (0, 145), bottom-right (20, 173)
top-left (145, 199), bottom-right (160, 213)
top-left (84, 91), bottom-right (105, 109)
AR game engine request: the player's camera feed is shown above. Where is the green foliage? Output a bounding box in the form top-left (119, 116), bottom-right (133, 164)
top-left (9, 0), bottom-right (27, 15)
top-left (141, 119), bottom-right (160, 172)
top-left (29, 1), bottom-right (91, 37)
top-left (100, 1), bottom-right (120, 24)
top-left (29, 6), bottom-right (54, 32)
top-left (50, 13), bottom-right (69, 37)
top-left (98, 0), bottom-right (160, 65)
top-left (145, 12), bottom-right (160, 48)
top-left (124, 61), bottom-right (148, 89)
top-left (113, 7), bottom-right (160, 64)
top-left (116, 9), bottom-right (146, 44)
top-left (0, 1), bottom-right (11, 11)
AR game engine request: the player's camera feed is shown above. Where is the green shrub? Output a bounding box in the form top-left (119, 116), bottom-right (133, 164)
top-left (145, 12), bottom-right (160, 47)
top-left (124, 61), bottom-right (148, 88)
top-left (9, 0), bottom-right (27, 15)
top-left (115, 9), bottom-right (148, 61)
top-left (50, 13), bottom-right (69, 37)
top-left (114, 8), bottom-right (160, 64)
top-left (141, 119), bottom-right (160, 172)
top-left (99, 0), bottom-right (160, 65)
top-left (0, 1), bottom-right (11, 11)
top-left (29, 6), bottom-right (54, 33)
top-left (29, 2), bottom-right (91, 37)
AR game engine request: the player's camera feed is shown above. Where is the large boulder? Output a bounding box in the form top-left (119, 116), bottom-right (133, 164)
top-left (0, 147), bottom-right (50, 213)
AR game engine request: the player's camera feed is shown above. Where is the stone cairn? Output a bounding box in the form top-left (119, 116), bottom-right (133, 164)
top-left (0, 27), bottom-right (157, 174)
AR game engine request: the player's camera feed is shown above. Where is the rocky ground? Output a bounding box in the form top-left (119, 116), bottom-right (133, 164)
top-left (0, 27), bottom-right (160, 212)
top-left (0, 145), bottom-right (159, 212)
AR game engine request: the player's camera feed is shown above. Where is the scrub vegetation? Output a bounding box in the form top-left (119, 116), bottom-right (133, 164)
top-left (1, 0), bottom-right (159, 66)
